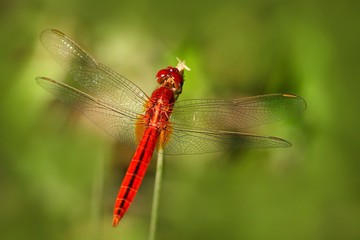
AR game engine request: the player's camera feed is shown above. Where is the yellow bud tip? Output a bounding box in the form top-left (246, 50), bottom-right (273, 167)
top-left (176, 57), bottom-right (191, 74)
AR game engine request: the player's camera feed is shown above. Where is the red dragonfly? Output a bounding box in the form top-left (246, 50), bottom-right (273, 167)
top-left (36, 29), bottom-right (306, 227)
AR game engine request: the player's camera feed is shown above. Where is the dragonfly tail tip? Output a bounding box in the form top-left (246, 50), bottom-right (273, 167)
top-left (112, 217), bottom-right (120, 227)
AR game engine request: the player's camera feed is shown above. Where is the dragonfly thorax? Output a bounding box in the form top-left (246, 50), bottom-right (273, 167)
top-left (144, 87), bottom-right (175, 130)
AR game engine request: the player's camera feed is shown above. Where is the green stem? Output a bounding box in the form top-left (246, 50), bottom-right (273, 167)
top-left (90, 152), bottom-right (104, 240)
top-left (148, 149), bottom-right (164, 240)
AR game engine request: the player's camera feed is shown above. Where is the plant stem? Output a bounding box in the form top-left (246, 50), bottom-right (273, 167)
top-left (90, 152), bottom-right (105, 240)
top-left (148, 149), bottom-right (164, 240)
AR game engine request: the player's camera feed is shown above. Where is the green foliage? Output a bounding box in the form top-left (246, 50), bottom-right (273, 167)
top-left (0, 0), bottom-right (359, 239)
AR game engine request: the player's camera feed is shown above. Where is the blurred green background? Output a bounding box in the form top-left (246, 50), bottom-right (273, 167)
top-left (1, 0), bottom-right (359, 239)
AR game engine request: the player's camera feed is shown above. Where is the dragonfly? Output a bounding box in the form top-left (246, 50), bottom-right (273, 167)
top-left (36, 29), bottom-right (306, 227)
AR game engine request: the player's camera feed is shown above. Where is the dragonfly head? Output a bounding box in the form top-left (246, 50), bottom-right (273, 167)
top-left (156, 66), bottom-right (184, 96)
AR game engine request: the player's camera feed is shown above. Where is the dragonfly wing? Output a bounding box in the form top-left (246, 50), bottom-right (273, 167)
top-left (37, 77), bottom-right (141, 145)
top-left (39, 29), bottom-right (148, 113)
top-left (163, 128), bottom-right (291, 155)
top-left (170, 94), bottom-right (306, 131)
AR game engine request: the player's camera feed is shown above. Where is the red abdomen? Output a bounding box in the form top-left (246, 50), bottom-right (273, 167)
top-left (112, 127), bottom-right (159, 226)
top-left (112, 87), bottom-right (175, 226)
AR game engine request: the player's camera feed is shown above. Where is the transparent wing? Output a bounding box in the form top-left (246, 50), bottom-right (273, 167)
top-left (162, 93), bottom-right (305, 155)
top-left (163, 128), bottom-right (291, 155)
top-left (36, 77), bottom-right (141, 145)
top-left (39, 29), bottom-right (148, 113)
top-left (170, 94), bottom-right (306, 131)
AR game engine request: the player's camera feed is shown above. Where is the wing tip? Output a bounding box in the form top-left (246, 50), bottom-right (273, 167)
top-left (269, 136), bottom-right (292, 148)
top-left (281, 93), bottom-right (307, 113)
top-left (39, 29), bottom-right (67, 48)
top-left (40, 28), bottom-right (64, 37)
top-left (35, 76), bottom-right (55, 83)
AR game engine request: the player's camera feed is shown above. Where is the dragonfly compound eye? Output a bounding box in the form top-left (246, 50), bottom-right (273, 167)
top-left (156, 67), bottom-right (184, 91)
top-left (156, 68), bottom-right (170, 84)
top-left (167, 67), bottom-right (183, 87)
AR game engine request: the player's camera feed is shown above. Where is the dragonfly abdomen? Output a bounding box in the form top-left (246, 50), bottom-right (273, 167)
top-left (112, 127), bottom-right (159, 226)
top-left (112, 86), bottom-right (177, 226)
